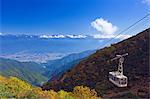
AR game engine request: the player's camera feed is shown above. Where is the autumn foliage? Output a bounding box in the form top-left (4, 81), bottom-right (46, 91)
top-left (0, 75), bottom-right (101, 99)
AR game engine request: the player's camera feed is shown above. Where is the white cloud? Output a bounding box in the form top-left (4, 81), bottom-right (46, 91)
top-left (142, 0), bottom-right (150, 5)
top-left (39, 34), bottom-right (87, 39)
top-left (39, 35), bottom-right (53, 38)
top-left (39, 35), bottom-right (65, 39)
top-left (91, 18), bottom-right (118, 35)
top-left (66, 35), bottom-right (87, 38)
top-left (91, 18), bottom-right (131, 40)
top-left (115, 34), bottom-right (132, 40)
top-left (93, 34), bottom-right (114, 39)
top-left (0, 33), bottom-right (2, 35)
top-left (53, 35), bottom-right (65, 38)
top-left (93, 34), bottom-right (132, 40)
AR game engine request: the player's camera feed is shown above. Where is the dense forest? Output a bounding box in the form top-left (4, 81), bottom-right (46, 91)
top-left (0, 75), bottom-right (101, 99)
top-left (42, 28), bottom-right (150, 98)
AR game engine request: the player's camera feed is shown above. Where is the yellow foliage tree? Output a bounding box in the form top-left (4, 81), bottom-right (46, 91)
top-left (55, 90), bottom-right (73, 99)
top-left (0, 76), bottom-right (32, 98)
top-left (0, 75), bottom-right (101, 99)
top-left (73, 86), bottom-right (101, 99)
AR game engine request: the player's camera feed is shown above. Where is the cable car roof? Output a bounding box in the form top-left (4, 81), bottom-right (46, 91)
top-left (109, 71), bottom-right (127, 79)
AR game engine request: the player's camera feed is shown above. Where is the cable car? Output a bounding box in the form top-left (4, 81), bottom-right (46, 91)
top-left (109, 53), bottom-right (128, 87)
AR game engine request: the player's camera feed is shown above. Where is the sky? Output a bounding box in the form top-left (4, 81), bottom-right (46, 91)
top-left (1, 0), bottom-right (150, 37)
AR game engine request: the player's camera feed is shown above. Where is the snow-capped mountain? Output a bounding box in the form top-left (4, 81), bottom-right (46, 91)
top-left (0, 33), bottom-right (122, 62)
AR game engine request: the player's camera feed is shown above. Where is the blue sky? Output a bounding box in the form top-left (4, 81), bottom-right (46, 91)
top-left (1, 0), bottom-right (150, 35)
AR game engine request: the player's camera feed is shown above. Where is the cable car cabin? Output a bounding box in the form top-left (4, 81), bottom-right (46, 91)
top-left (109, 71), bottom-right (127, 87)
top-left (109, 53), bottom-right (128, 87)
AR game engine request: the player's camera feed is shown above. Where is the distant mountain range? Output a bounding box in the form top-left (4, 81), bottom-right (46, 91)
top-left (1, 32), bottom-right (122, 62)
top-left (0, 33), bottom-right (131, 39)
top-left (0, 34), bottom-right (93, 39)
top-left (42, 28), bottom-right (149, 98)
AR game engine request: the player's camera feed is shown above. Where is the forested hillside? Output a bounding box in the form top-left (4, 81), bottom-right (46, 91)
top-left (0, 50), bottom-right (95, 86)
top-left (43, 28), bottom-right (150, 98)
top-left (43, 50), bottom-right (95, 80)
top-left (0, 76), bottom-right (101, 99)
top-left (0, 58), bottom-right (48, 85)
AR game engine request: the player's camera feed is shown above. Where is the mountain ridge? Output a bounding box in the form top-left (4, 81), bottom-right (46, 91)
top-left (42, 28), bottom-right (150, 98)
top-left (0, 58), bottom-right (48, 85)
top-left (0, 50), bottom-right (95, 86)
top-left (43, 50), bottom-right (95, 79)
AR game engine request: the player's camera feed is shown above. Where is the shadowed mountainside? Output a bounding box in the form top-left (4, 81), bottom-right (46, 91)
top-left (43, 50), bottom-right (95, 79)
top-left (42, 28), bottom-right (150, 98)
